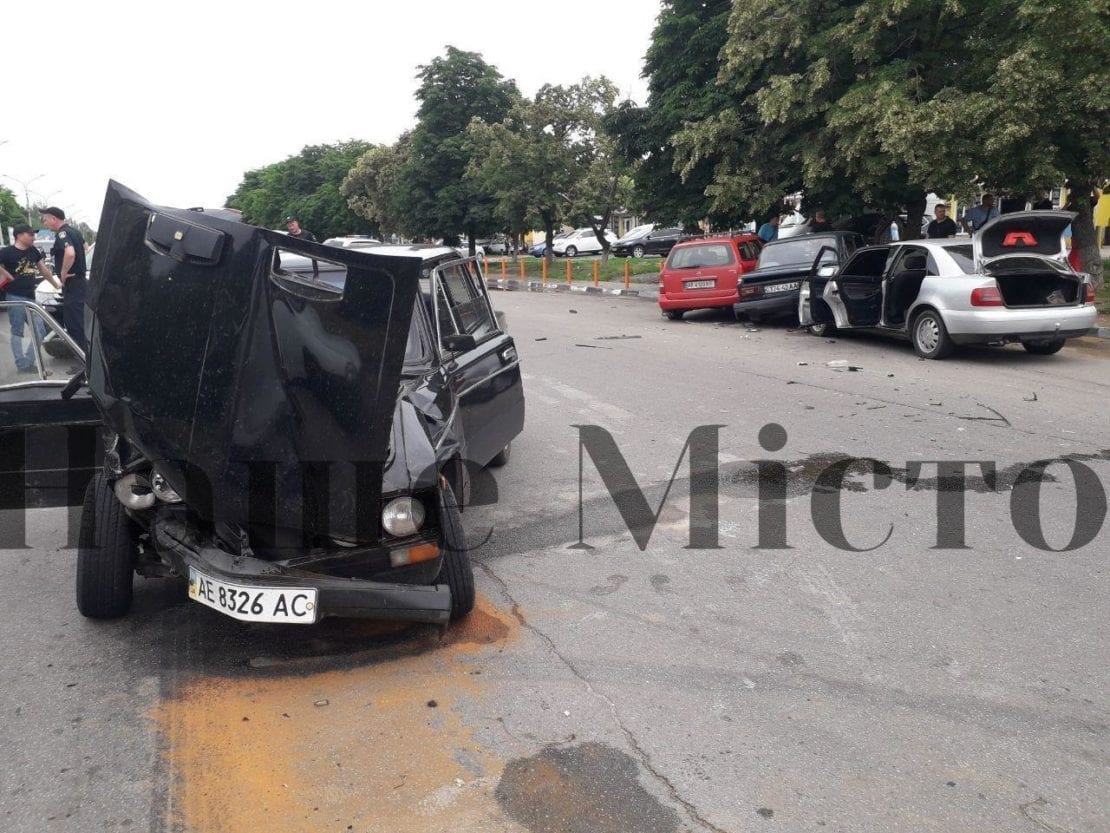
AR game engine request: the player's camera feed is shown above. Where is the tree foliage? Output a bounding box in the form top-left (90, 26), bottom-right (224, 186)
top-left (341, 134), bottom-right (413, 239)
top-left (0, 187), bottom-right (26, 242)
top-left (400, 47), bottom-right (519, 249)
top-left (226, 141), bottom-right (375, 240)
top-left (467, 76), bottom-right (632, 261)
top-left (664, 0), bottom-right (1108, 270)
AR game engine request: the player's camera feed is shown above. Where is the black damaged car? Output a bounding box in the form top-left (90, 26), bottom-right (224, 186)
top-left (10, 181), bottom-right (525, 627)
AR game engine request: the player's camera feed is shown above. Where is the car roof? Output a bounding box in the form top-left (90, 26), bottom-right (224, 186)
top-left (357, 244), bottom-right (464, 261)
top-left (672, 233), bottom-right (759, 247)
top-left (767, 231), bottom-right (859, 244)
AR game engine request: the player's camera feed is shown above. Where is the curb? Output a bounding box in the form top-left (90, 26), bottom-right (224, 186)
top-left (486, 278), bottom-right (655, 299)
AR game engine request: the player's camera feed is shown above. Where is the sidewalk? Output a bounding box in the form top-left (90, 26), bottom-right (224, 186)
top-left (486, 277), bottom-right (1109, 340)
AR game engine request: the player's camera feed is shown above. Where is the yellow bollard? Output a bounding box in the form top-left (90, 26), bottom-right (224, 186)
top-left (519, 258), bottom-right (526, 280)
top-left (542, 257), bottom-right (548, 285)
top-left (483, 255), bottom-right (489, 273)
top-left (501, 257), bottom-right (507, 276)
top-left (566, 259), bottom-right (572, 285)
top-left (593, 260), bottom-right (600, 287)
top-left (624, 259), bottom-right (631, 289)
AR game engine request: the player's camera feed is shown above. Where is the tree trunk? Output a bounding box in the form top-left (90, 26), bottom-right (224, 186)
top-left (1069, 191), bottom-right (1104, 287)
top-left (903, 193), bottom-right (927, 241)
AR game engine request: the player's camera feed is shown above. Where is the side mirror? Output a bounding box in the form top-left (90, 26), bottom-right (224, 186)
top-left (442, 333), bottom-right (477, 353)
top-left (816, 264), bottom-right (837, 278)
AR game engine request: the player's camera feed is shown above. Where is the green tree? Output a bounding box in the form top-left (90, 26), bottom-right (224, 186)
top-left (341, 134), bottom-right (414, 240)
top-left (606, 0), bottom-right (739, 229)
top-left (226, 141), bottom-right (375, 240)
top-left (0, 187), bottom-right (25, 243)
top-left (400, 47), bottom-right (519, 252)
top-left (468, 77), bottom-right (631, 263)
top-left (669, 0), bottom-right (1108, 267)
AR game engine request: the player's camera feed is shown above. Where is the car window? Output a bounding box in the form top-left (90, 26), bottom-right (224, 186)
top-left (944, 244), bottom-right (975, 272)
top-left (668, 243), bottom-right (735, 269)
top-left (739, 241), bottom-right (760, 261)
top-left (436, 260), bottom-right (496, 343)
top-left (757, 236), bottom-right (839, 268)
top-left (841, 248), bottom-right (890, 277)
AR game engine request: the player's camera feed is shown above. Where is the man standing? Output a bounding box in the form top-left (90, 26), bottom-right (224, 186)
top-left (757, 214), bottom-right (780, 243)
top-left (808, 209), bottom-right (832, 232)
top-left (0, 224), bottom-right (61, 372)
top-left (961, 194), bottom-right (999, 234)
top-left (925, 204), bottom-right (958, 238)
top-left (285, 216), bottom-right (317, 242)
top-left (40, 207), bottom-right (87, 354)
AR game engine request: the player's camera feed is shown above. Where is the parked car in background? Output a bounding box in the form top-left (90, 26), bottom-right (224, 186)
top-left (528, 232), bottom-right (571, 258)
top-left (323, 236), bottom-right (382, 249)
top-left (734, 231), bottom-right (864, 324)
top-left (776, 210), bottom-right (809, 239)
top-left (798, 211), bottom-right (1097, 358)
top-left (612, 226), bottom-right (686, 258)
top-left (551, 228), bottom-right (617, 258)
top-left (658, 234), bottom-right (762, 320)
top-left (482, 235), bottom-right (512, 255)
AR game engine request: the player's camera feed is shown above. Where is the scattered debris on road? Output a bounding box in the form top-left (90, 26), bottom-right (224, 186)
top-left (1024, 392), bottom-right (1038, 402)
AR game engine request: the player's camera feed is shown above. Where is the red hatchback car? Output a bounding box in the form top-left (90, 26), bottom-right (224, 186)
top-left (658, 234), bottom-right (762, 319)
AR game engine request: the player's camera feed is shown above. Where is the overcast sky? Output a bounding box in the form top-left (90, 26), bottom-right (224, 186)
top-left (2, 0), bottom-right (661, 231)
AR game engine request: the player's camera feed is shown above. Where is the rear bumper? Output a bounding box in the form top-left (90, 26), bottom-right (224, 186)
top-left (733, 292), bottom-right (800, 318)
top-left (943, 306), bottom-right (1097, 343)
top-left (152, 516), bottom-right (451, 624)
top-left (659, 288), bottom-right (738, 311)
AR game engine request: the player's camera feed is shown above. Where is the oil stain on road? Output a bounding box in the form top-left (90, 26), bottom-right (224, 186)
top-left (153, 596), bottom-right (527, 833)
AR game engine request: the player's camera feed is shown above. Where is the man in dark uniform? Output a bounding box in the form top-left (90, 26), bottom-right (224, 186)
top-left (40, 207), bottom-right (87, 354)
top-left (284, 216), bottom-right (316, 242)
top-left (925, 204), bottom-right (958, 238)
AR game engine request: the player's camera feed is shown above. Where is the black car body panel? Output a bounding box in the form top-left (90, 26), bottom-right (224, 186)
top-left (612, 227), bottom-right (685, 258)
top-left (734, 232), bottom-right (863, 320)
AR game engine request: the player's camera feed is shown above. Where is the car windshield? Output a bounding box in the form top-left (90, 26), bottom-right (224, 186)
top-left (668, 243), bottom-right (735, 269)
top-left (758, 236), bottom-right (838, 268)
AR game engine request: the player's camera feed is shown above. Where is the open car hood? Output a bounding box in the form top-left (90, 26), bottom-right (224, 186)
top-left (975, 210), bottom-right (1075, 271)
top-left (88, 181), bottom-right (421, 539)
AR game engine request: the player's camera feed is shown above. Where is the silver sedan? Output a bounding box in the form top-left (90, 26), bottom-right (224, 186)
top-left (798, 211), bottom-right (1097, 358)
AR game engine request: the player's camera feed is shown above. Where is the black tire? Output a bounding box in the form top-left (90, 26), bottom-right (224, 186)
top-left (911, 309), bottom-right (955, 359)
top-left (1023, 339), bottom-right (1066, 355)
top-left (632, 245), bottom-right (645, 258)
top-left (664, 309), bottom-right (684, 320)
top-left (76, 473), bottom-right (138, 619)
top-left (439, 485), bottom-right (475, 620)
top-left (808, 321), bottom-right (835, 337)
top-left (565, 245), bottom-right (578, 258)
top-left (488, 442), bottom-right (511, 468)
top-left (44, 336), bottom-right (70, 359)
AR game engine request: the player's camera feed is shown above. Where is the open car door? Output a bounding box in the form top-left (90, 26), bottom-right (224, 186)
top-left (818, 247), bottom-right (890, 328)
top-left (0, 301), bottom-right (100, 544)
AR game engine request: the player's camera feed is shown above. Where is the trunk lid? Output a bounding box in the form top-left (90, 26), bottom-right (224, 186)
top-left (975, 210), bottom-right (1075, 272)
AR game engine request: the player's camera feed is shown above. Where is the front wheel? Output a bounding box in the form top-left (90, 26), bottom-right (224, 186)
top-left (911, 309), bottom-right (955, 359)
top-left (565, 246), bottom-right (578, 258)
top-left (664, 309), bottom-right (684, 320)
top-left (76, 473), bottom-right (139, 619)
top-left (632, 245), bottom-right (645, 258)
top-left (488, 442), bottom-right (511, 467)
top-left (438, 485), bottom-right (475, 621)
top-left (1023, 339), bottom-right (1066, 355)
top-left (808, 322), bottom-right (835, 337)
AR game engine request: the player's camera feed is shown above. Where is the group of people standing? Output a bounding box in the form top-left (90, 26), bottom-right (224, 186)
top-left (0, 207), bottom-right (87, 374)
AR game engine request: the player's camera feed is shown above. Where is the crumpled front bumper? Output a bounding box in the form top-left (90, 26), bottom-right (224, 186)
top-left (152, 515), bottom-right (451, 624)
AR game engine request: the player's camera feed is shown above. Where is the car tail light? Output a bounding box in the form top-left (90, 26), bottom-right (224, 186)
top-left (739, 284), bottom-right (762, 299)
top-left (1085, 282), bottom-right (1096, 303)
top-left (970, 286), bottom-right (1003, 307)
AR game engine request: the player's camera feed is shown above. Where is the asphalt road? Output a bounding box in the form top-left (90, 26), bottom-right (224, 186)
top-left (2, 291), bottom-right (1108, 833)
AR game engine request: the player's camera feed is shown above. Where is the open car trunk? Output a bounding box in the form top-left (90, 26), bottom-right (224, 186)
top-left (992, 266), bottom-right (1083, 308)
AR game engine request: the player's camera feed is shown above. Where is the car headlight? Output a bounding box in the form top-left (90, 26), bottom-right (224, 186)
top-left (151, 469), bottom-right (183, 503)
top-left (381, 497), bottom-right (426, 537)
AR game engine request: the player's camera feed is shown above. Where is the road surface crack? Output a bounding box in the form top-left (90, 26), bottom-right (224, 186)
top-left (477, 561), bottom-right (732, 833)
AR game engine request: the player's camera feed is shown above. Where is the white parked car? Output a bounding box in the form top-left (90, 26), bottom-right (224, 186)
top-left (323, 236), bottom-right (382, 249)
top-left (551, 228), bottom-right (618, 257)
top-left (798, 211), bottom-right (1097, 358)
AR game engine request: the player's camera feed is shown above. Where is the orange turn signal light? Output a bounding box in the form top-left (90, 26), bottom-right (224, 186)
top-left (389, 543), bottom-right (440, 568)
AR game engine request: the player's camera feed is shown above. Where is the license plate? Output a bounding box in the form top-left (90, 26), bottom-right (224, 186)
top-left (764, 281), bottom-right (800, 294)
top-left (684, 279), bottom-right (715, 289)
top-left (188, 567), bottom-right (319, 624)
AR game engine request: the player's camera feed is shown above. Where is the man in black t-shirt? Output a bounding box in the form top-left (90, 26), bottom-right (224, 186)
top-left (0, 224), bottom-right (62, 372)
top-left (925, 204), bottom-right (958, 239)
top-left (41, 206), bottom-right (87, 353)
top-left (284, 215), bottom-right (317, 243)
